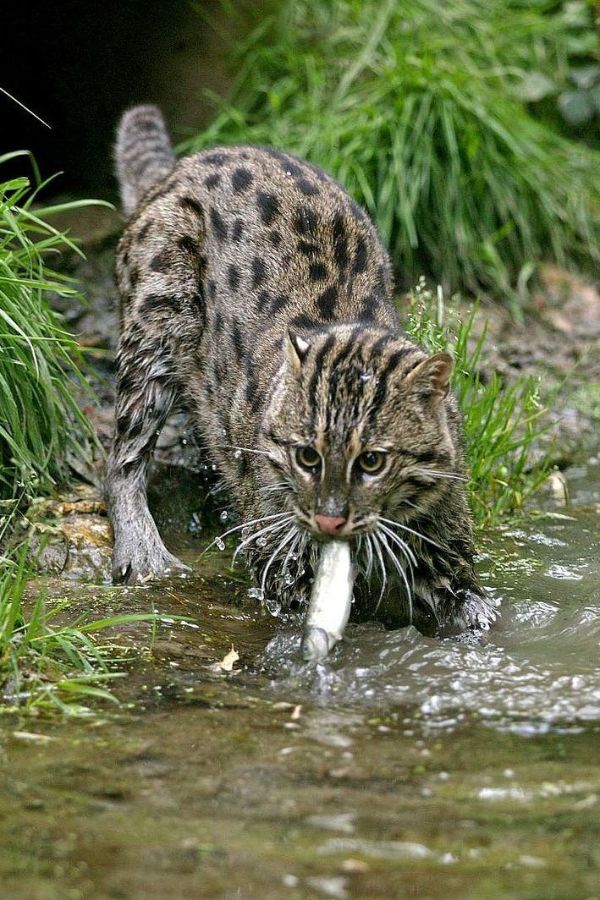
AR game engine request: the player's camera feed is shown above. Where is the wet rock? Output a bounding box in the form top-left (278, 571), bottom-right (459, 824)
top-left (27, 485), bottom-right (112, 582)
top-left (25, 468), bottom-right (224, 584)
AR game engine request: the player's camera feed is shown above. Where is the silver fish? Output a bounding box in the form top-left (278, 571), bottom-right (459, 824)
top-left (301, 541), bottom-right (354, 662)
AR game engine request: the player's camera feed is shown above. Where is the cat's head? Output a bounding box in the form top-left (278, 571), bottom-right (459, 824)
top-left (261, 325), bottom-right (461, 539)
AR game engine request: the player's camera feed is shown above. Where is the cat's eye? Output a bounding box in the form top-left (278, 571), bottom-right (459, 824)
top-left (296, 446), bottom-right (322, 472)
top-left (357, 450), bottom-right (386, 475)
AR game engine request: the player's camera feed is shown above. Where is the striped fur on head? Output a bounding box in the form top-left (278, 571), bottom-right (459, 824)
top-left (262, 324), bottom-right (458, 535)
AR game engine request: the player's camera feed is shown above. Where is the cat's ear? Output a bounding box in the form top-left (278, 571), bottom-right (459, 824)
top-left (404, 351), bottom-right (453, 401)
top-left (285, 329), bottom-right (310, 371)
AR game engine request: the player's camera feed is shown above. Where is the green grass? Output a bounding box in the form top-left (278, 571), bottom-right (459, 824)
top-left (0, 151), bottom-right (98, 502)
top-left (185, 0), bottom-right (600, 301)
top-left (405, 281), bottom-right (550, 524)
top-left (571, 383), bottom-right (600, 422)
top-left (0, 496), bottom-right (164, 715)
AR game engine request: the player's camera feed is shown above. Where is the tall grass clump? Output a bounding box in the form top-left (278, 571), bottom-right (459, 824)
top-left (406, 281), bottom-right (549, 524)
top-left (0, 151), bottom-right (94, 502)
top-left (0, 153), bottom-right (157, 714)
top-left (186, 0), bottom-right (600, 300)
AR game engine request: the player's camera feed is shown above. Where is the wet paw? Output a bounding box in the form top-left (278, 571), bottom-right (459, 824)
top-left (112, 541), bottom-right (190, 584)
top-left (459, 589), bottom-right (501, 632)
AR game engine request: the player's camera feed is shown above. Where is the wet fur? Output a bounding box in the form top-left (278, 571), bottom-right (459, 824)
top-left (107, 105), bottom-right (498, 634)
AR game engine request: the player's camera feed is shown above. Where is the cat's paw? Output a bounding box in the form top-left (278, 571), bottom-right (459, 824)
top-left (112, 538), bottom-right (190, 584)
top-left (457, 589), bottom-right (500, 632)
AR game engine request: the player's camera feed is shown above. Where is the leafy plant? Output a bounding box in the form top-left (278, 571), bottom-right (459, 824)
top-left (0, 151), bottom-right (97, 502)
top-left (0, 154), bottom-right (170, 714)
top-left (405, 280), bottom-right (550, 524)
top-left (185, 0), bottom-right (600, 300)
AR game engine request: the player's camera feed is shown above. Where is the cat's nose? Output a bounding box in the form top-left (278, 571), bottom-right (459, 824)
top-left (314, 514), bottom-right (347, 535)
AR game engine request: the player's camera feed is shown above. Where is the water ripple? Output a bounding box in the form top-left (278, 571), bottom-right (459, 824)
top-left (259, 471), bottom-right (600, 735)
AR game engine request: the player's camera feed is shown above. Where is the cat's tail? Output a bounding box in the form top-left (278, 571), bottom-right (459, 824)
top-left (115, 105), bottom-right (175, 216)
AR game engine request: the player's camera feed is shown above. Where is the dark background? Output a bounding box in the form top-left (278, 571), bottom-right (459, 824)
top-left (1, 0), bottom-right (232, 199)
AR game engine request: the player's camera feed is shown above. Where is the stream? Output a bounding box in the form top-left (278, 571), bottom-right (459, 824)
top-left (1, 461), bottom-right (599, 898)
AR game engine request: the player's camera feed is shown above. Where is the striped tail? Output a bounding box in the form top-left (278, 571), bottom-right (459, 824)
top-left (115, 105), bottom-right (175, 216)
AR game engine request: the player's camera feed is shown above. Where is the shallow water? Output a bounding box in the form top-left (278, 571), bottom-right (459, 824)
top-left (1, 463), bottom-right (599, 898)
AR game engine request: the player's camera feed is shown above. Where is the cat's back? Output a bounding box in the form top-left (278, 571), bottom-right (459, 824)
top-left (133, 142), bottom-right (398, 331)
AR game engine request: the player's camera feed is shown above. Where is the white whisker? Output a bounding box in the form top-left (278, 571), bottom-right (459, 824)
top-left (371, 532), bottom-right (387, 608)
top-left (379, 523), bottom-right (416, 587)
top-left (257, 481), bottom-right (288, 494)
top-left (416, 468), bottom-right (468, 483)
top-left (400, 497), bottom-right (419, 510)
top-left (232, 517), bottom-right (293, 564)
top-left (357, 535), bottom-right (374, 580)
top-left (364, 533), bottom-right (374, 579)
top-left (260, 527), bottom-right (298, 597)
top-left (202, 511), bottom-right (290, 555)
top-left (377, 522), bottom-right (418, 569)
top-left (379, 516), bottom-right (445, 551)
top-left (282, 528), bottom-right (302, 575)
top-left (377, 528), bottom-right (413, 624)
top-left (218, 444), bottom-right (271, 457)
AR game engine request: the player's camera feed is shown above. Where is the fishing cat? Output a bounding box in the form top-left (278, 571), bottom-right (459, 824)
top-left (107, 104), bottom-right (498, 635)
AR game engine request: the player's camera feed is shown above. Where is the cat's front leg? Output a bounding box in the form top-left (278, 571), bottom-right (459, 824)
top-left (423, 583), bottom-right (500, 636)
top-left (107, 327), bottom-right (189, 584)
top-left (109, 482), bottom-right (188, 583)
top-left (451, 587), bottom-right (500, 633)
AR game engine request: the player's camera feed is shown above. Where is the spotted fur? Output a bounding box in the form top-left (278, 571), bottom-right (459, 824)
top-left (107, 105), bottom-right (498, 635)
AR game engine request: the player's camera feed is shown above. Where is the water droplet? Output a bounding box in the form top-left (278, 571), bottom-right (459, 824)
top-left (187, 512), bottom-right (203, 535)
top-left (284, 573), bottom-right (295, 586)
top-left (211, 464), bottom-right (217, 471)
top-left (233, 449), bottom-right (242, 459)
top-left (257, 536), bottom-right (267, 547)
top-left (360, 369), bottom-right (374, 382)
top-left (219, 510), bottom-right (229, 522)
top-left (265, 596), bottom-right (282, 616)
top-left (216, 539), bottom-right (225, 551)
